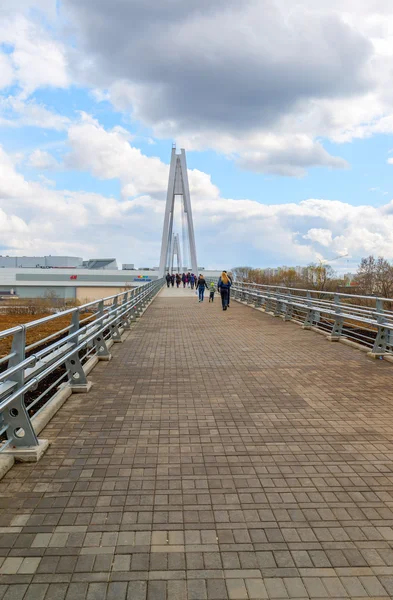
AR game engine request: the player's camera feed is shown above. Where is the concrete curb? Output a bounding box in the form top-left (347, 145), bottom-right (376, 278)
top-left (84, 355), bottom-right (99, 375)
top-left (3, 439), bottom-right (50, 463)
top-left (310, 326), bottom-right (330, 337)
top-left (340, 338), bottom-right (369, 353)
top-left (33, 384), bottom-right (73, 437)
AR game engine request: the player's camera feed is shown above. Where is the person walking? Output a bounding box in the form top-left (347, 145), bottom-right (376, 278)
top-left (176, 273), bottom-right (181, 288)
top-left (209, 282), bottom-right (216, 302)
top-left (196, 274), bottom-right (208, 302)
top-left (218, 271), bottom-right (231, 311)
top-left (187, 272), bottom-right (191, 287)
top-left (170, 273), bottom-right (175, 287)
top-left (182, 273), bottom-right (186, 288)
top-left (166, 273), bottom-right (171, 288)
top-left (224, 271), bottom-right (233, 307)
top-left (190, 273), bottom-right (196, 289)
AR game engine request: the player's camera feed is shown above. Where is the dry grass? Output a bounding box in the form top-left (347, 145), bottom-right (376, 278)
top-left (0, 313), bottom-right (73, 358)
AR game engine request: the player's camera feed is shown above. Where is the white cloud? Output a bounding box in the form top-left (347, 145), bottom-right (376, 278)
top-left (236, 136), bottom-right (348, 177)
top-left (65, 114), bottom-right (168, 197)
top-left (2, 0), bottom-right (393, 177)
top-left (38, 174), bottom-right (56, 187)
top-left (303, 228), bottom-right (333, 247)
top-left (0, 142), bottom-right (168, 261)
top-left (60, 0), bottom-right (393, 175)
top-left (0, 0), bottom-right (393, 265)
top-left (0, 15), bottom-right (68, 96)
top-left (28, 149), bottom-right (59, 170)
top-left (0, 0), bottom-right (56, 17)
top-left (0, 10), bottom-right (70, 132)
top-left (49, 121), bottom-right (393, 267)
top-left (0, 133), bottom-right (393, 267)
top-left (90, 88), bottom-right (111, 103)
top-left (0, 209), bottom-right (28, 234)
top-left (0, 96), bottom-right (70, 131)
top-left (0, 53), bottom-right (14, 90)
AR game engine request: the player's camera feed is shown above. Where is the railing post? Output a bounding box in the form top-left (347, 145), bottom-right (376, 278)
top-left (369, 299), bottom-right (387, 358)
top-left (122, 292), bottom-right (131, 330)
top-left (265, 291), bottom-right (273, 313)
top-left (141, 287), bottom-right (149, 308)
top-left (258, 291), bottom-right (264, 308)
top-left (3, 326), bottom-right (40, 450)
top-left (110, 296), bottom-right (122, 342)
top-left (283, 291), bottom-right (294, 321)
top-left (274, 289), bottom-right (283, 317)
top-left (93, 300), bottom-right (111, 360)
top-left (133, 287), bottom-right (144, 319)
top-left (328, 294), bottom-right (343, 341)
top-left (129, 300), bottom-right (138, 322)
top-left (65, 310), bottom-right (90, 391)
top-left (134, 290), bottom-right (144, 316)
top-left (128, 289), bottom-right (139, 323)
top-left (302, 291), bottom-right (314, 329)
top-left (254, 291), bottom-right (262, 308)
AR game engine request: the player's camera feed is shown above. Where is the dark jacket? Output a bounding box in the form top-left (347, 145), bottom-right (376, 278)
top-left (218, 276), bottom-right (232, 291)
top-left (196, 277), bottom-right (208, 290)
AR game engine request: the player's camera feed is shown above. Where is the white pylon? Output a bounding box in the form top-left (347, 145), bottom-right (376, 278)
top-left (159, 147), bottom-right (198, 277)
top-left (170, 233), bottom-right (182, 274)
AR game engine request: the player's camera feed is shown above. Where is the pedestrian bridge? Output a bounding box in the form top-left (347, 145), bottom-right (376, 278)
top-left (1, 281), bottom-right (393, 599)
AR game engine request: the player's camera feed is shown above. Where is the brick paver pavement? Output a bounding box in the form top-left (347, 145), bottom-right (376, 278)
top-left (1, 288), bottom-right (393, 599)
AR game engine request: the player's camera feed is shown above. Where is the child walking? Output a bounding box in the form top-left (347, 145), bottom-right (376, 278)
top-left (209, 282), bottom-right (216, 302)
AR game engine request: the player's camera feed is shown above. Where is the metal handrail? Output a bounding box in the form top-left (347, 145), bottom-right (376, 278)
top-left (230, 281), bottom-right (393, 357)
top-left (0, 278), bottom-right (164, 450)
top-left (236, 281), bottom-right (393, 303)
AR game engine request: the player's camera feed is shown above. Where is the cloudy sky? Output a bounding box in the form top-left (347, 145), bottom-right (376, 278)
top-left (1, 0), bottom-right (393, 271)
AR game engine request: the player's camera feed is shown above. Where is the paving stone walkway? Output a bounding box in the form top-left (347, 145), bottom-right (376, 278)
top-left (1, 288), bottom-right (393, 599)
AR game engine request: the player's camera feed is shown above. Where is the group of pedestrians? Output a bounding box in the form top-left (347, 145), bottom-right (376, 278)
top-left (195, 271), bottom-right (233, 311)
top-left (165, 272), bottom-right (197, 289)
top-left (165, 270), bottom-right (233, 312)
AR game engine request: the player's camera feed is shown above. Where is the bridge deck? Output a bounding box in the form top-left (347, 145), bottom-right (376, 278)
top-left (1, 288), bottom-right (393, 599)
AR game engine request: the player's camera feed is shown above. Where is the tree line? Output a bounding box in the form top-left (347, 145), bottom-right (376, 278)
top-left (232, 256), bottom-right (393, 297)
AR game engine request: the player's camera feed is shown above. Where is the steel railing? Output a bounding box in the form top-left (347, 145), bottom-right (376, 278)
top-left (0, 278), bottom-right (163, 451)
top-left (229, 282), bottom-right (393, 356)
top-left (203, 277), bottom-right (393, 356)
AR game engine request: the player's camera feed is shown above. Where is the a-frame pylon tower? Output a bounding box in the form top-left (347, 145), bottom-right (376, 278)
top-left (159, 147), bottom-right (198, 277)
top-left (170, 233), bottom-right (182, 274)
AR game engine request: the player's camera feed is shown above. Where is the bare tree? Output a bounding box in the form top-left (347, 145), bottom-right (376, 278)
top-left (232, 264), bottom-right (341, 291)
top-left (355, 256), bottom-right (377, 294)
top-left (231, 266), bottom-right (253, 282)
top-left (355, 256), bottom-right (393, 297)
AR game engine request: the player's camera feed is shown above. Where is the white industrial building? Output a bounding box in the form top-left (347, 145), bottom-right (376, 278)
top-left (0, 255), bottom-right (118, 270)
top-left (0, 264), bottom-right (221, 302)
top-left (0, 267), bottom-right (156, 302)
